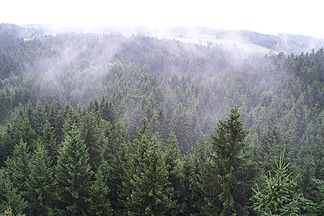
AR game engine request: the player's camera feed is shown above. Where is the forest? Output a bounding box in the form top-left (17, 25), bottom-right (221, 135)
top-left (0, 24), bottom-right (323, 215)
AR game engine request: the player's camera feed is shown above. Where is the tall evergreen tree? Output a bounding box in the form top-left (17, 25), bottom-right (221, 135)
top-left (28, 102), bottom-right (47, 137)
top-left (0, 128), bottom-right (10, 167)
top-left (99, 121), bottom-right (129, 215)
top-left (88, 161), bottom-right (113, 216)
top-left (62, 106), bottom-right (81, 136)
top-left (2, 140), bottom-right (30, 196)
top-left (188, 135), bottom-right (209, 216)
top-left (126, 122), bottom-right (173, 215)
top-left (99, 96), bottom-right (115, 123)
top-left (0, 180), bottom-right (27, 215)
top-left (259, 126), bottom-right (287, 173)
top-left (81, 110), bottom-right (100, 169)
top-left (164, 132), bottom-right (183, 215)
top-left (252, 152), bottom-right (303, 215)
top-left (55, 126), bottom-right (92, 215)
top-left (311, 178), bottom-right (324, 215)
top-left (41, 121), bottom-right (58, 165)
top-left (0, 141), bottom-right (30, 215)
top-left (19, 116), bottom-right (36, 149)
top-left (203, 107), bottom-right (254, 215)
top-left (6, 111), bottom-right (33, 153)
top-left (27, 143), bottom-right (55, 215)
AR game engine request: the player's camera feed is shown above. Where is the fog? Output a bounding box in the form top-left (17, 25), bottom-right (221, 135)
top-left (1, 0), bottom-right (323, 146)
top-left (8, 28), bottom-right (283, 144)
top-left (0, 2), bottom-right (323, 215)
top-left (2, 0), bottom-right (324, 38)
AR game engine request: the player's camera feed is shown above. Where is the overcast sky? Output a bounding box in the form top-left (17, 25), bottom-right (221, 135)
top-left (1, 0), bottom-right (324, 38)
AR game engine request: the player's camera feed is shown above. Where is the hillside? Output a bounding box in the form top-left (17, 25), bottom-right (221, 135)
top-left (0, 23), bottom-right (323, 215)
top-left (6, 24), bottom-right (324, 54)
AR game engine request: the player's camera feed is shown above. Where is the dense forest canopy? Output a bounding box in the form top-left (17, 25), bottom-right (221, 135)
top-left (0, 23), bottom-right (323, 215)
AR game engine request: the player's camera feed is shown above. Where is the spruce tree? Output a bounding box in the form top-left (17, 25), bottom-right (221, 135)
top-left (203, 107), bottom-right (253, 215)
top-left (99, 121), bottom-right (129, 214)
top-left (164, 132), bottom-right (183, 215)
top-left (126, 122), bottom-right (173, 215)
top-left (172, 105), bottom-right (195, 151)
top-left (312, 178), bottom-right (324, 215)
top-left (0, 141), bottom-right (30, 215)
top-left (189, 135), bottom-right (209, 216)
top-left (19, 116), bottom-right (36, 149)
top-left (99, 96), bottom-right (115, 122)
top-left (62, 106), bottom-right (81, 136)
top-left (0, 128), bottom-right (10, 167)
top-left (252, 152), bottom-right (302, 215)
top-left (27, 143), bottom-right (55, 215)
top-left (81, 110), bottom-right (100, 169)
top-left (0, 180), bottom-right (27, 215)
top-left (259, 126), bottom-right (287, 173)
top-left (55, 126), bottom-right (92, 215)
top-left (28, 102), bottom-right (47, 137)
top-left (41, 121), bottom-right (58, 165)
top-left (88, 161), bottom-right (113, 216)
top-left (6, 111), bottom-right (35, 152)
top-left (2, 140), bottom-right (30, 196)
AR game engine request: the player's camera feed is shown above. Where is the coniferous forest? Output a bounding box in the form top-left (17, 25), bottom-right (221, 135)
top-left (0, 24), bottom-right (323, 215)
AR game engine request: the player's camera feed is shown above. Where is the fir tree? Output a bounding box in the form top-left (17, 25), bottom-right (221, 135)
top-left (28, 102), bottom-right (47, 137)
top-left (99, 96), bottom-right (115, 123)
top-left (88, 161), bottom-right (113, 216)
top-left (126, 122), bottom-right (173, 215)
top-left (27, 143), bottom-right (55, 215)
top-left (203, 107), bottom-right (253, 215)
top-left (99, 121), bottom-right (130, 215)
top-left (81, 110), bottom-right (100, 169)
top-left (189, 135), bottom-right (209, 216)
top-left (41, 121), bottom-right (58, 165)
top-left (19, 116), bottom-right (35, 149)
top-left (6, 111), bottom-right (34, 152)
top-left (2, 140), bottom-right (30, 196)
top-left (0, 128), bottom-right (10, 167)
top-left (0, 141), bottom-right (30, 215)
top-left (55, 126), bottom-right (93, 215)
top-left (62, 106), bottom-right (81, 136)
top-left (252, 152), bottom-right (302, 215)
top-left (0, 180), bottom-right (27, 215)
top-left (312, 178), bottom-right (324, 215)
top-left (164, 132), bottom-right (183, 215)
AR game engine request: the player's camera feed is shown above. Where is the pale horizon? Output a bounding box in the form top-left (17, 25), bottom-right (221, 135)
top-left (1, 0), bottom-right (324, 39)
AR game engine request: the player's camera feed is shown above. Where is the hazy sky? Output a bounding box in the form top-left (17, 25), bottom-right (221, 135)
top-left (1, 0), bottom-right (324, 38)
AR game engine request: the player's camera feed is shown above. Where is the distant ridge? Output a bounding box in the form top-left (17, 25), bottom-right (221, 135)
top-left (1, 23), bottom-right (324, 54)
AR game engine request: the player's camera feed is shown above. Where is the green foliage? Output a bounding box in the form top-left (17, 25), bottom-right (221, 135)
top-left (41, 121), bottom-right (58, 165)
top-left (0, 181), bottom-right (27, 215)
top-left (0, 27), bottom-right (323, 214)
top-left (189, 135), bottom-right (209, 215)
top-left (18, 116), bottom-right (35, 149)
top-left (26, 143), bottom-right (55, 215)
top-left (203, 107), bottom-right (253, 215)
top-left (164, 132), bottom-right (183, 215)
top-left (2, 141), bottom-right (30, 195)
top-left (0, 141), bottom-right (30, 215)
top-left (55, 126), bottom-right (93, 215)
top-left (88, 162), bottom-right (113, 216)
top-left (252, 152), bottom-right (302, 215)
top-left (309, 178), bottom-right (324, 215)
top-left (62, 107), bottom-right (81, 136)
top-left (0, 207), bottom-right (22, 216)
top-left (126, 122), bottom-right (173, 215)
top-left (99, 121), bottom-right (130, 214)
top-left (0, 127), bottom-right (10, 167)
top-left (81, 110), bottom-right (100, 169)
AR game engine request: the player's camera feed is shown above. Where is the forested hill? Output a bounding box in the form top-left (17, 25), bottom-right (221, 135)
top-left (0, 24), bottom-right (323, 215)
